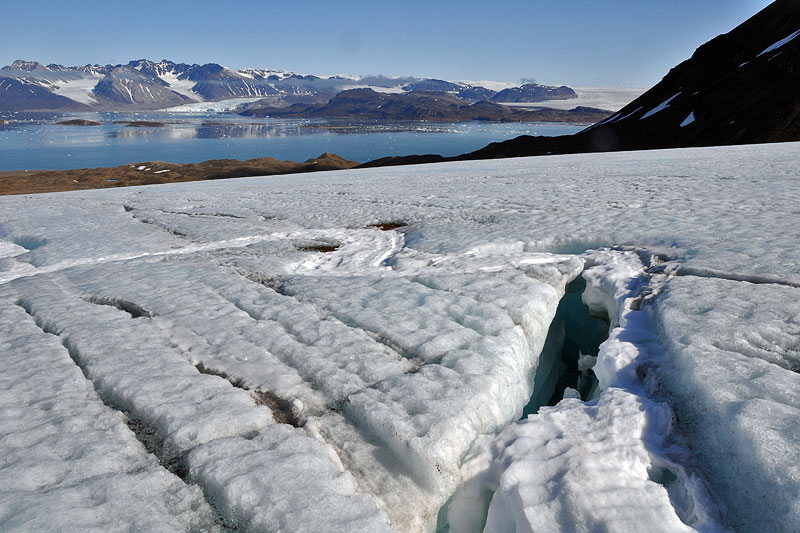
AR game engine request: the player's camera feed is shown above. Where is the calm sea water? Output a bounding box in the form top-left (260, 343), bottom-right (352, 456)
top-left (0, 111), bottom-right (586, 171)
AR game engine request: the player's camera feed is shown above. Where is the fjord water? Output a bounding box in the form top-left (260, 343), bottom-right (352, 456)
top-left (0, 111), bottom-right (585, 171)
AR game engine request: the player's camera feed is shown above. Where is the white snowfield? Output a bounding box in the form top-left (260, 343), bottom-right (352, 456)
top-left (504, 86), bottom-right (646, 112)
top-left (0, 142), bottom-right (798, 532)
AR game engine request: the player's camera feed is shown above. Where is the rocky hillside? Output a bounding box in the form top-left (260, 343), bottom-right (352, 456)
top-left (362, 0), bottom-right (800, 166)
top-left (491, 84), bottom-right (577, 103)
top-left (92, 66), bottom-right (192, 107)
top-left (0, 77), bottom-right (87, 111)
top-left (241, 88), bottom-right (610, 123)
top-left (465, 0), bottom-right (800, 158)
top-left (0, 153), bottom-right (358, 196)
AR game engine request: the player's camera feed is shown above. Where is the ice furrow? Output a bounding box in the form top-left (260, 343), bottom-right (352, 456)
top-left (0, 233), bottom-right (291, 285)
top-left (674, 265), bottom-right (800, 288)
top-left (227, 294), bottom-right (420, 400)
top-left (85, 295), bottom-right (155, 318)
top-left (0, 298), bottom-right (218, 531)
top-left (9, 278), bottom-right (392, 531)
top-left (273, 275), bottom-right (500, 364)
top-left (315, 411), bottom-right (436, 532)
top-left (195, 362), bottom-right (305, 427)
top-left (156, 208), bottom-right (246, 220)
top-left (133, 215), bottom-right (190, 238)
top-left (259, 275), bottom-right (430, 365)
top-left (12, 278), bottom-right (275, 458)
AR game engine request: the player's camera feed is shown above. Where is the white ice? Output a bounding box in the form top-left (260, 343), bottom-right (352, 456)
top-left (503, 86), bottom-right (646, 112)
top-left (162, 97), bottom-right (264, 112)
top-left (159, 71), bottom-right (203, 102)
top-left (1, 142), bottom-right (799, 531)
top-left (757, 27), bottom-right (800, 57)
top-left (48, 74), bottom-right (102, 105)
top-left (641, 92), bottom-right (681, 119)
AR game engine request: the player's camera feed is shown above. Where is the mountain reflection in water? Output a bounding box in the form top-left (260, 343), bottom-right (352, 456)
top-left (0, 111), bottom-right (584, 171)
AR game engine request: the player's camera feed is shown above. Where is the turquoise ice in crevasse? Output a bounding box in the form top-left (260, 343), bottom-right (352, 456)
top-left (0, 111), bottom-right (586, 171)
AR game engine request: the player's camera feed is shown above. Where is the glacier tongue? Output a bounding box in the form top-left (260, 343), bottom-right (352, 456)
top-left (1, 143), bottom-right (799, 531)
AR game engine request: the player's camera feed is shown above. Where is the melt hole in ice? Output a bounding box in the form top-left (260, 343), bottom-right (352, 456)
top-left (522, 275), bottom-right (609, 416)
top-left (85, 296), bottom-right (154, 319)
top-left (294, 240), bottom-right (341, 253)
top-left (367, 221), bottom-right (407, 231)
top-left (11, 235), bottom-right (47, 251)
top-left (648, 463), bottom-right (699, 526)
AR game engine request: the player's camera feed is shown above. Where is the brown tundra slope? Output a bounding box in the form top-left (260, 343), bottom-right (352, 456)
top-left (0, 153), bottom-right (357, 196)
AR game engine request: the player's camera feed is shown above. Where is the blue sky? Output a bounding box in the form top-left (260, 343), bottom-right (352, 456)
top-left (1, 0), bottom-right (773, 87)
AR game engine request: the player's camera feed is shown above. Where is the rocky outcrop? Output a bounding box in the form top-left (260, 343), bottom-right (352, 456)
top-left (457, 86), bottom-right (498, 102)
top-left (55, 119), bottom-right (101, 126)
top-left (402, 78), bottom-right (463, 92)
top-left (0, 153), bottom-right (359, 196)
top-left (242, 88), bottom-right (610, 123)
top-left (491, 84), bottom-right (577, 103)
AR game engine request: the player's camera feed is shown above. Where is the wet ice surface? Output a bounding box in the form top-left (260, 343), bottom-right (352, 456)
top-left (1, 142), bottom-right (798, 531)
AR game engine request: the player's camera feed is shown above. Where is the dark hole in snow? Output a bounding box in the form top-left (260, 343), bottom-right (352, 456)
top-left (522, 275), bottom-right (609, 417)
top-left (294, 241), bottom-right (341, 253)
top-left (368, 221), bottom-right (406, 231)
top-left (11, 235), bottom-right (46, 250)
top-left (86, 296), bottom-right (153, 319)
top-left (648, 464), bottom-right (698, 526)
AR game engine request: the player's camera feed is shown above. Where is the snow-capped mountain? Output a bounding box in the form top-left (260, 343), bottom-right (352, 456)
top-left (92, 65), bottom-right (193, 107)
top-left (0, 59), bottom-right (578, 111)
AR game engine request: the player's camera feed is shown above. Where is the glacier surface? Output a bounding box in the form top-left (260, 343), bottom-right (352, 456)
top-left (1, 142), bottom-right (798, 532)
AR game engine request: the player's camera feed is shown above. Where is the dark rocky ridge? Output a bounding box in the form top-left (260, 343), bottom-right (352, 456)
top-left (241, 88), bottom-right (610, 123)
top-left (491, 84), bottom-right (577, 103)
top-left (457, 86), bottom-right (498, 102)
top-left (402, 79), bottom-right (463, 92)
top-left (361, 0), bottom-right (800, 167)
top-left (55, 119), bottom-right (101, 126)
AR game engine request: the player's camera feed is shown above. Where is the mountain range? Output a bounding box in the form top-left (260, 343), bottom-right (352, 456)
top-left (362, 0), bottom-right (800, 167)
top-left (240, 88), bottom-right (608, 123)
top-left (0, 59), bottom-right (579, 113)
